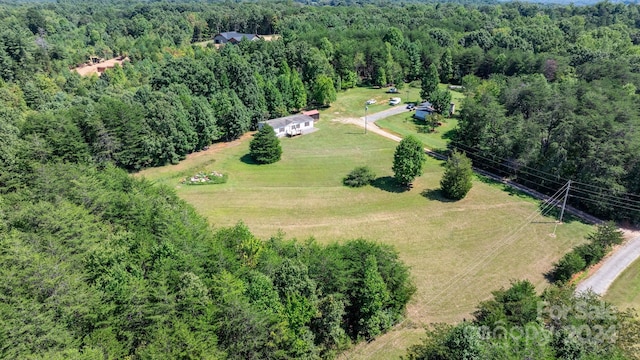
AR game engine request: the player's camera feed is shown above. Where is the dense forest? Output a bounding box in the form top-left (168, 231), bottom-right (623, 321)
top-left (1, 0), bottom-right (640, 358)
top-left (2, 0), bottom-right (640, 221)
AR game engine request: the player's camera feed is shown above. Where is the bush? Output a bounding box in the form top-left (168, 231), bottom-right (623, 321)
top-left (552, 251), bottom-right (587, 283)
top-left (588, 221), bottom-right (624, 248)
top-left (440, 150), bottom-right (473, 200)
top-left (343, 166), bottom-right (376, 187)
top-left (573, 243), bottom-right (606, 266)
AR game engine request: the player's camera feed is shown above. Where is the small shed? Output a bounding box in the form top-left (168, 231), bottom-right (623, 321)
top-left (302, 109), bottom-right (320, 121)
top-left (414, 101), bottom-right (436, 121)
top-left (259, 114), bottom-right (315, 138)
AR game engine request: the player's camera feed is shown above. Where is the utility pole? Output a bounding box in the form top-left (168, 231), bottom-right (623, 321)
top-left (365, 105), bottom-right (368, 134)
top-left (559, 180), bottom-right (571, 224)
top-left (551, 180), bottom-right (572, 237)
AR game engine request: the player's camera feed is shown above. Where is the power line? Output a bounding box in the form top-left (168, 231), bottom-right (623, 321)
top-left (448, 141), bottom-right (640, 213)
top-left (569, 194), bottom-right (640, 213)
top-left (352, 182), bottom-right (570, 359)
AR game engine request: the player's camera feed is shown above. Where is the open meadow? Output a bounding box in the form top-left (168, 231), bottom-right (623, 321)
top-left (137, 88), bottom-right (594, 359)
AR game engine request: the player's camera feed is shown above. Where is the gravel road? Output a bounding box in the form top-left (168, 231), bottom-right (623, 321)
top-left (575, 233), bottom-right (640, 295)
top-left (364, 105), bottom-right (410, 123)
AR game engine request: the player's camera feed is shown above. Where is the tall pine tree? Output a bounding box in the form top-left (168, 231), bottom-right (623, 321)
top-left (250, 124), bottom-right (282, 164)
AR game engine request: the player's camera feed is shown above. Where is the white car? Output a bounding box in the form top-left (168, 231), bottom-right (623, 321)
top-left (366, 99), bottom-right (376, 105)
top-left (389, 97), bottom-right (401, 105)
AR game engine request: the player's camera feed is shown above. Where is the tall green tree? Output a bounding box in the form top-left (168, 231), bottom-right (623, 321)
top-left (211, 89), bottom-right (251, 141)
top-left (429, 88), bottom-right (452, 116)
top-left (357, 255), bottom-right (391, 339)
top-left (440, 150), bottom-right (473, 200)
top-left (392, 135), bottom-right (426, 187)
top-left (312, 74), bottom-right (336, 107)
top-left (439, 49), bottom-right (453, 83)
top-left (290, 70), bottom-right (307, 111)
top-left (249, 124), bottom-right (282, 164)
top-left (421, 63), bottom-right (439, 101)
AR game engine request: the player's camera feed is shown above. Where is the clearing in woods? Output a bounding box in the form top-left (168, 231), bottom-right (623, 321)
top-left (137, 87), bottom-right (593, 359)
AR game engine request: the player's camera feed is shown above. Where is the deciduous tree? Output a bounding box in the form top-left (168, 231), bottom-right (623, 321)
top-left (392, 135), bottom-right (426, 187)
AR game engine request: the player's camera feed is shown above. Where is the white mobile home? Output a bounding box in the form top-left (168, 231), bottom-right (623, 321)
top-left (259, 114), bottom-right (316, 138)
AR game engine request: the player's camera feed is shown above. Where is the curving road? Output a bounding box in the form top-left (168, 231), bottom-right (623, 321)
top-left (575, 233), bottom-right (640, 295)
top-left (364, 105), bottom-right (409, 123)
top-left (346, 106), bottom-right (640, 297)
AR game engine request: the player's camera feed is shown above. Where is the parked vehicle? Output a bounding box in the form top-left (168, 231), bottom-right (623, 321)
top-left (366, 99), bottom-right (376, 105)
top-left (406, 103), bottom-right (415, 110)
top-left (387, 87), bottom-right (398, 93)
top-left (389, 97), bottom-right (401, 105)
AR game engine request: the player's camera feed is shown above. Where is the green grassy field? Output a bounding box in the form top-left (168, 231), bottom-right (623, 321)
top-left (375, 113), bottom-right (457, 151)
top-left (320, 85), bottom-right (423, 121)
top-left (138, 112), bottom-right (593, 358)
top-left (605, 257), bottom-right (640, 311)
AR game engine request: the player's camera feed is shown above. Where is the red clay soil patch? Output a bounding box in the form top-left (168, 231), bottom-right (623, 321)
top-left (73, 57), bottom-right (129, 77)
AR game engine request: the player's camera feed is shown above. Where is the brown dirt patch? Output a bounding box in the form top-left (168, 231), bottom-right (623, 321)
top-left (73, 57), bottom-right (129, 77)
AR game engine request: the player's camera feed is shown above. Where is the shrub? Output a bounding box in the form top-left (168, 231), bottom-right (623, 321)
top-left (552, 251), bottom-right (587, 283)
top-left (588, 221), bottom-right (624, 248)
top-left (573, 243), bottom-right (606, 266)
top-left (440, 150), bottom-right (473, 200)
top-left (343, 166), bottom-right (376, 187)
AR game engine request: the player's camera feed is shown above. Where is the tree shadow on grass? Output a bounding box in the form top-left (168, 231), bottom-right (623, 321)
top-left (371, 176), bottom-right (409, 193)
top-left (420, 188), bottom-right (456, 203)
top-left (442, 128), bottom-right (457, 141)
top-left (240, 153), bottom-right (259, 165)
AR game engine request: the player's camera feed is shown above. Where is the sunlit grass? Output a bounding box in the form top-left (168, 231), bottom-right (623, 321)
top-left (605, 257), bottom-right (640, 311)
top-left (139, 118), bottom-right (593, 359)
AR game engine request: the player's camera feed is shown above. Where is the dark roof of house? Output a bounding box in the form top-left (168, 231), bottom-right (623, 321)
top-left (416, 101), bottom-right (435, 112)
top-left (262, 114), bottom-right (314, 129)
top-left (216, 32), bottom-right (259, 42)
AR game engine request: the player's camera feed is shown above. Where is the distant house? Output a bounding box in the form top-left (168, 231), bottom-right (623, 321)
top-left (213, 32), bottom-right (260, 44)
top-left (414, 101), bottom-right (436, 121)
top-left (259, 114), bottom-right (316, 138)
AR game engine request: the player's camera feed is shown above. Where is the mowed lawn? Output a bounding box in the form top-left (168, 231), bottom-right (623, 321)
top-left (137, 112), bottom-right (593, 359)
top-left (320, 85), bottom-right (423, 121)
top-left (605, 257), bottom-right (640, 311)
top-left (376, 113), bottom-right (457, 151)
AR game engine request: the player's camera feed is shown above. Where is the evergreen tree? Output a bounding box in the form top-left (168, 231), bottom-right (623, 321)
top-left (290, 70), bottom-right (307, 111)
top-left (392, 135), bottom-right (426, 187)
top-left (439, 48), bottom-right (453, 83)
top-left (249, 124), bottom-right (282, 164)
top-left (420, 63), bottom-right (439, 101)
top-left (357, 255), bottom-right (390, 339)
top-left (440, 150), bottom-right (474, 200)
